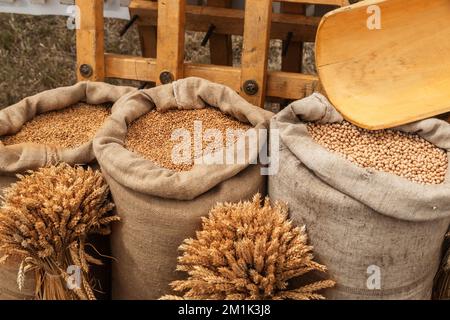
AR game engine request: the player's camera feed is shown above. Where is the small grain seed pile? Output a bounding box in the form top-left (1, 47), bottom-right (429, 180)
top-left (307, 121), bottom-right (448, 184)
top-left (433, 232), bottom-right (450, 299)
top-left (0, 103), bottom-right (111, 149)
top-left (125, 108), bottom-right (251, 171)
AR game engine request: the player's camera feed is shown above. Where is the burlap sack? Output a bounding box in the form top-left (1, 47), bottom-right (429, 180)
top-left (0, 82), bottom-right (136, 300)
top-left (269, 93), bottom-right (450, 300)
top-left (0, 256), bottom-right (35, 300)
top-left (94, 77), bottom-right (273, 300)
top-left (433, 230), bottom-right (450, 299)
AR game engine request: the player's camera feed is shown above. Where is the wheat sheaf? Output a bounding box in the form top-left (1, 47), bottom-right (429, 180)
top-left (0, 164), bottom-right (119, 300)
top-left (162, 194), bottom-right (335, 300)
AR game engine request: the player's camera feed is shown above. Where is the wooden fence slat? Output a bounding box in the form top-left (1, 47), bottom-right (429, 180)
top-left (138, 25), bottom-right (157, 57)
top-left (105, 54), bottom-right (157, 81)
top-left (155, 0), bottom-right (186, 84)
top-left (240, 0), bottom-right (272, 106)
top-left (104, 53), bottom-right (318, 100)
top-left (136, 0), bottom-right (157, 58)
top-left (279, 0), bottom-right (349, 5)
top-left (78, 0), bottom-right (346, 103)
top-left (208, 0), bottom-right (233, 66)
top-left (130, 1), bottom-right (320, 43)
top-left (76, 0), bottom-right (105, 81)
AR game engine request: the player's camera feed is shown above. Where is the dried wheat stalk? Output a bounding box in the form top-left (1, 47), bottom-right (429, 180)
top-left (161, 194), bottom-right (335, 300)
top-left (0, 163), bottom-right (119, 300)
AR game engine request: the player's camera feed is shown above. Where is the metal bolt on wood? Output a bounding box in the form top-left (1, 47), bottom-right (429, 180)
top-left (79, 64), bottom-right (93, 78)
top-left (243, 80), bottom-right (259, 96)
top-left (159, 71), bottom-right (175, 84)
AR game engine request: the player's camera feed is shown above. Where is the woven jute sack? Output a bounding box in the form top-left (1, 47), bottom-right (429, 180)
top-left (93, 77), bottom-right (273, 300)
top-left (0, 82), bottom-right (136, 300)
top-left (269, 93), bottom-right (450, 300)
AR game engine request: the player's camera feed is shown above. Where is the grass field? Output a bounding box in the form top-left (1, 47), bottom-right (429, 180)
top-left (0, 13), bottom-right (316, 109)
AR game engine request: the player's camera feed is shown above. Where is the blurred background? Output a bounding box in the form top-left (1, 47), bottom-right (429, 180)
top-left (0, 1), bottom-right (341, 108)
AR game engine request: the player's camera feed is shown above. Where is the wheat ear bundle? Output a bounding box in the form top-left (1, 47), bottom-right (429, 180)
top-left (161, 194), bottom-right (335, 300)
top-left (0, 164), bottom-right (119, 300)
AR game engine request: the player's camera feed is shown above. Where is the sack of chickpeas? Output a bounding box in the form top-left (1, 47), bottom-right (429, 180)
top-left (269, 93), bottom-right (450, 300)
top-left (0, 82), bottom-right (136, 300)
top-left (93, 77), bottom-right (273, 300)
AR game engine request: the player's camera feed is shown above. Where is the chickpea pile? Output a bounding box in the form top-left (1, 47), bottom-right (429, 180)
top-left (307, 121), bottom-right (448, 184)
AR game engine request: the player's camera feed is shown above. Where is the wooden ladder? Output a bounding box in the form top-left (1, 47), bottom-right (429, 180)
top-left (75, 0), bottom-right (349, 107)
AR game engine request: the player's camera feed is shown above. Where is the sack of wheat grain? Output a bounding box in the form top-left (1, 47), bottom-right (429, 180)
top-left (93, 77), bottom-right (273, 300)
top-left (268, 93), bottom-right (450, 300)
top-left (0, 82), bottom-right (136, 300)
top-left (0, 82), bottom-right (135, 183)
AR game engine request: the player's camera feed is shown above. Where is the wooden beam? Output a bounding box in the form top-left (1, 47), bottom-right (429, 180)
top-left (281, 2), bottom-right (305, 73)
top-left (155, 0), bottom-right (186, 84)
top-left (130, 1), bottom-right (319, 42)
top-left (105, 54), bottom-right (157, 81)
top-left (208, 0), bottom-right (233, 66)
top-left (137, 0), bottom-right (157, 58)
top-left (240, 0), bottom-right (272, 106)
top-left (278, 0), bottom-right (349, 5)
top-left (268, 71), bottom-right (318, 99)
top-left (138, 25), bottom-right (157, 58)
top-left (76, 0), bottom-right (105, 81)
top-left (104, 54), bottom-right (318, 100)
top-left (185, 64), bottom-right (240, 90)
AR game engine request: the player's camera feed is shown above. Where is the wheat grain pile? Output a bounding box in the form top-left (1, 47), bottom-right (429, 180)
top-left (307, 121), bottom-right (448, 184)
top-left (0, 103), bottom-right (111, 149)
top-left (125, 108), bottom-right (251, 171)
top-left (0, 164), bottom-right (119, 300)
top-left (161, 194), bottom-right (335, 300)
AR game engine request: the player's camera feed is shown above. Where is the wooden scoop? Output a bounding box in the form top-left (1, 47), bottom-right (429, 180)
top-left (315, 0), bottom-right (450, 129)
